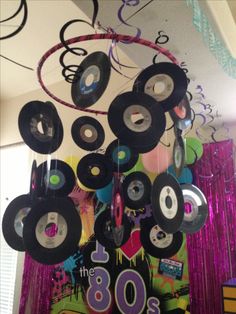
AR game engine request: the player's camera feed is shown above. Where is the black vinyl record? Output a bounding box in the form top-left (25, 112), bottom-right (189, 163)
top-left (29, 159), bottom-right (38, 200)
top-left (131, 140), bottom-right (158, 154)
top-left (173, 135), bottom-right (185, 177)
top-left (18, 101), bottom-right (63, 154)
top-left (94, 208), bottom-right (132, 249)
top-left (151, 172), bottom-right (184, 233)
top-left (2, 194), bottom-right (32, 251)
top-left (180, 184), bottom-right (208, 234)
top-left (77, 153), bottom-right (113, 189)
top-left (123, 171), bottom-right (151, 209)
top-left (71, 116), bottom-right (105, 151)
top-left (37, 159), bottom-right (75, 197)
top-left (169, 95), bottom-right (192, 130)
top-left (23, 197), bottom-right (82, 265)
top-left (140, 216), bottom-right (183, 259)
top-left (133, 62), bottom-right (188, 112)
top-left (105, 139), bottom-right (139, 172)
top-left (71, 51), bottom-right (111, 108)
top-left (108, 91), bottom-right (166, 153)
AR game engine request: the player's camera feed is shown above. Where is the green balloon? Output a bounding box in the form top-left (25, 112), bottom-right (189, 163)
top-left (185, 137), bottom-right (203, 164)
top-left (124, 155), bottom-right (144, 175)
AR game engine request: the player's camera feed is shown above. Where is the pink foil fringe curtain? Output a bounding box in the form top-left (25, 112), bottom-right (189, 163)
top-left (187, 139), bottom-right (236, 314)
top-left (19, 253), bottom-right (55, 314)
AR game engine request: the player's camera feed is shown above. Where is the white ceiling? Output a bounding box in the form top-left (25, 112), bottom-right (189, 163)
top-left (0, 0), bottom-right (236, 126)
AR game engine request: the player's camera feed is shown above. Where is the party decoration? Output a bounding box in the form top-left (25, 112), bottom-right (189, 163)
top-left (95, 180), bottom-right (113, 204)
top-left (185, 137), bottom-right (203, 165)
top-left (168, 165), bottom-right (193, 184)
top-left (142, 143), bottom-right (172, 174)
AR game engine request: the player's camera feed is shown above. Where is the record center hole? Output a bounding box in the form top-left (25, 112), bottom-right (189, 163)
top-left (45, 223), bottom-right (58, 237)
top-left (132, 186), bottom-right (140, 194)
top-left (85, 73), bottom-right (95, 86)
top-left (184, 202), bottom-right (192, 214)
top-left (165, 195), bottom-right (173, 209)
top-left (154, 81), bottom-right (166, 95)
top-left (50, 174), bottom-right (60, 185)
top-left (37, 121), bottom-right (46, 135)
top-left (84, 128), bottom-right (93, 138)
top-left (118, 151), bottom-right (126, 160)
top-left (131, 112), bottom-right (144, 124)
top-left (91, 166), bottom-right (100, 176)
top-left (157, 231), bottom-right (166, 240)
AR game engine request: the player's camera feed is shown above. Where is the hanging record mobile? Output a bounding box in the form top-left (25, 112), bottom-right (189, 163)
top-left (108, 91), bottom-right (166, 153)
top-left (2, 194), bottom-right (33, 251)
top-left (169, 95), bottom-right (192, 130)
top-left (23, 197), bottom-right (82, 265)
top-left (140, 216), bottom-right (183, 259)
top-left (71, 116), bottom-right (105, 151)
top-left (37, 159), bottom-right (75, 197)
top-left (173, 135), bottom-right (185, 177)
top-left (94, 208), bottom-right (132, 249)
top-left (105, 139), bottom-right (139, 173)
top-left (151, 172), bottom-right (184, 233)
top-left (71, 51), bottom-right (111, 108)
top-left (133, 62), bottom-right (188, 112)
top-left (77, 153), bottom-right (113, 190)
top-left (122, 171), bottom-right (151, 209)
top-left (180, 184), bottom-right (208, 234)
top-left (18, 101), bottom-right (63, 154)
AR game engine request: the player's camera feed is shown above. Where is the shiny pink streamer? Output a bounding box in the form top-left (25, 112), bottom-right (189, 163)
top-left (187, 139), bottom-right (236, 314)
top-left (19, 253), bottom-right (56, 314)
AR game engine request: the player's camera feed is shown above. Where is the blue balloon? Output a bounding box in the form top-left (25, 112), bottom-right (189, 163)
top-left (167, 165), bottom-right (193, 184)
top-left (96, 180), bottom-right (113, 204)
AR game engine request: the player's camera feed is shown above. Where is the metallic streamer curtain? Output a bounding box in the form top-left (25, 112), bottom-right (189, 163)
top-left (187, 139), bottom-right (236, 314)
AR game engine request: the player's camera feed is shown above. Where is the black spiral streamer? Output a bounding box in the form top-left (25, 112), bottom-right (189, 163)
top-left (59, 0), bottom-right (98, 83)
top-left (0, 0), bottom-right (28, 40)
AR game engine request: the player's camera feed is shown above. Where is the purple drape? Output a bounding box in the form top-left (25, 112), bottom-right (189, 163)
top-left (19, 253), bottom-right (55, 314)
top-left (187, 139), bottom-right (236, 314)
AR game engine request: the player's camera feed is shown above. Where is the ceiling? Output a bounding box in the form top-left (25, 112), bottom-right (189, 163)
top-left (0, 0), bottom-right (236, 128)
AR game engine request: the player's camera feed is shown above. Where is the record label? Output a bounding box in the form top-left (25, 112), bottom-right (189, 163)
top-left (37, 159), bottom-right (75, 197)
top-left (105, 139), bottom-right (138, 172)
top-left (170, 95), bottom-right (192, 130)
top-left (79, 65), bottom-right (100, 95)
top-left (159, 186), bottom-right (178, 219)
top-left (149, 225), bottom-right (173, 249)
top-left (14, 206), bottom-right (31, 238)
top-left (173, 136), bottom-right (185, 177)
top-left (35, 212), bottom-right (68, 248)
top-left (144, 74), bottom-right (174, 102)
top-left (123, 105), bottom-right (152, 132)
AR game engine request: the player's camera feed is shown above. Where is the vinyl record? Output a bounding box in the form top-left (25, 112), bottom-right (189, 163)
top-left (140, 216), bottom-right (183, 258)
top-left (108, 91), bottom-right (166, 153)
top-left (2, 194), bottom-right (32, 251)
top-left (123, 171), bottom-right (151, 209)
top-left (71, 51), bottom-right (111, 108)
top-left (131, 139), bottom-right (158, 154)
top-left (105, 139), bottom-right (139, 172)
top-left (173, 135), bottom-right (185, 177)
top-left (151, 172), bottom-right (184, 233)
top-left (29, 159), bottom-right (38, 200)
top-left (71, 116), bottom-right (105, 151)
top-left (133, 62), bottom-right (188, 112)
top-left (169, 95), bottom-right (192, 130)
top-left (94, 208), bottom-right (132, 249)
top-left (18, 101), bottom-right (63, 154)
top-left (23, 197), bottom-right (82, 265)
top-left (37, 159), bottom-right (75, 197)
top-left (77, 153), bottom-right (113, 189)
top-left (180, 184), bottom-right (208, 234)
